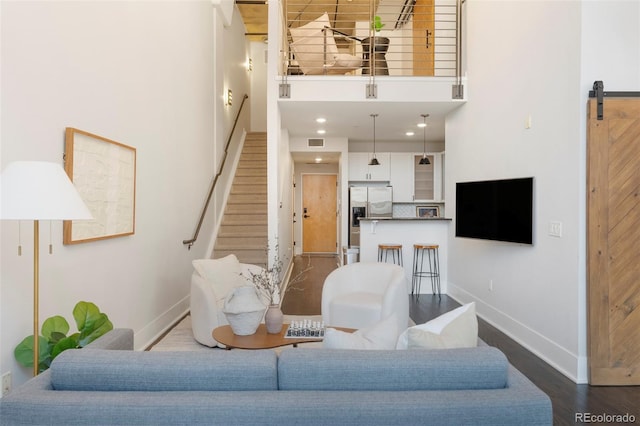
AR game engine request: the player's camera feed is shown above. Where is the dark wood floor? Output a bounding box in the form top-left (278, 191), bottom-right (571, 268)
top-left (281, 254), bottom-right (640, 426)
top-left (280, 254), bottom-right (340, 315)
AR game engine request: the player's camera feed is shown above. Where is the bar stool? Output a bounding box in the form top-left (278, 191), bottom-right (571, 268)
top-left (378, 244), bottom-right (403, 266)
top-left (412, 244), bottom-right (441, 298)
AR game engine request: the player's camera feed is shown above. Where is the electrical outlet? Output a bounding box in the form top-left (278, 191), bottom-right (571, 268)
top-left (2, 372), bottom-right (11, 397)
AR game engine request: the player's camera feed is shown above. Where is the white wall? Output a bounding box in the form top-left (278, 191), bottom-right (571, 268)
top-left (445, 0), bottom-right (640, 383)
top-left (209, 5), bottom-right (253, 255)
top-left (250, 42), bottom-right (268, 132)
top-left (267, 0), bottom-right (292, 275)
top-left (277, 129), bottom-right (295, 269)
top-left (0, 1), bottom-right (249, 388)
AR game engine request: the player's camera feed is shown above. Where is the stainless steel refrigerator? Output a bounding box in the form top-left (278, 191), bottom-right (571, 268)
top-left (348, 186), bottom-right (393, 247)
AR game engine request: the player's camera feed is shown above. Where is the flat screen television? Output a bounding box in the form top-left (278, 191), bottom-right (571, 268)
top-left (455, 177), bottom-right (534, 244)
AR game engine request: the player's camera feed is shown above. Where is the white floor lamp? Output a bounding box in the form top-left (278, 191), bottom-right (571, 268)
top-left (0, 161), bottom-right (92, 376)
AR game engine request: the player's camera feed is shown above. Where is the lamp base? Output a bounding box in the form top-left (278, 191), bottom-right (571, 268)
top-left (33, 220), bottom-right (40, 376)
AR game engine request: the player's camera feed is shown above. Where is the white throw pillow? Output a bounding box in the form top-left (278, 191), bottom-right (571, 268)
top-left (289, 12), bottom-right (333, 40)
top-left (289, 13), bottom-right (341, 76)
top-left (333, 53), bottom-right (362, 69)
top-left (323, 314), bottom-right (399, 350)
top-left (396, 302), bottom-right (478, 350)
top-left (192, 255), bottom-right (242, 306)
top-left (290, 35), bottom-right (339, 75)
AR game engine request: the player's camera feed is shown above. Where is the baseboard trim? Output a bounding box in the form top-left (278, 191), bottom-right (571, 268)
top-left (447, 283), bottom-right (584, 384)
top-left (278, 257), bottom-right (295, 308)
top-left (137, 296), bottom-right (190, 351)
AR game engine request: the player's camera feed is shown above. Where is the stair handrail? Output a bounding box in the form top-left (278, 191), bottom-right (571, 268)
top-left (183, 93), bottom-right (249, 249)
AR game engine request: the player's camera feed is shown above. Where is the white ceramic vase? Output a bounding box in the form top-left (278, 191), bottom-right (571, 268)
top-left (222, 286), bottom-right (265, 335)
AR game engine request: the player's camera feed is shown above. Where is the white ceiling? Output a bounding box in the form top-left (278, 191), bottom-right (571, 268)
top-left (291, 151), bottom-right (342, 164)
top-left (271, 0), bottom-right (465, 165)
top-left (280, 100), bottom-right (461, 144)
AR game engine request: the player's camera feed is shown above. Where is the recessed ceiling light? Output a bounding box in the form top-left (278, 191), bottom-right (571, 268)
top-left (316, 118), bottom-right (327, 123)
top-left (406, 131), bottom-right (415, 136)
top-left (317, 129), bottom-right (326, 134)
top-left (417, 123), bottom-right (427, 128)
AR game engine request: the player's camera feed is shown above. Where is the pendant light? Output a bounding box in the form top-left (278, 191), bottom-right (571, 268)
top-left (369, 113), bottom-right (380, 166)
top-left (419, 114), bottom-right (431, 165)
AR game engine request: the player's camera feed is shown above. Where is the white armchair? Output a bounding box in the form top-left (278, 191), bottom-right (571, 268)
top-left (321, 262), bottom-right (410, 334)
top-left (190, 255), bottom-right (266, 347)
top-left (289, 12), bottom-right (362, 75)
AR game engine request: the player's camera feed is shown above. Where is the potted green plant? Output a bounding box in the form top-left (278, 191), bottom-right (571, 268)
top-left (14, 301), bottom-right (113, 373)
top-left (363, 15), bottom-right (390, 75)
top-left (371, 15), bottom-right (385, 33)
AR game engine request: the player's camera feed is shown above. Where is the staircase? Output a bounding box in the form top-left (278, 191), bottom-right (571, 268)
top-left (212, 132), bottom-right (267, 267)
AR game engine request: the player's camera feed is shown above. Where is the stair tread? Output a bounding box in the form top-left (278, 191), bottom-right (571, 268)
top-left (221, 208), bottom-right (265, 211)
top-left (212, 132), bottom-right (267, 263)
top-left (227, 196), bottom-right (267, 201)
top-left (221, 223), bottom-right (265, 227)
top-left (214, 245), bottom-right (268, 252)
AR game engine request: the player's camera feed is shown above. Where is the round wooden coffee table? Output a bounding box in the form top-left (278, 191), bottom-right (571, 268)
top-left (213, 324), bottom-right (354, 350)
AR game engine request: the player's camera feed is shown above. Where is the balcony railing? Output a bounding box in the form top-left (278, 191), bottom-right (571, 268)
top-left (281, 0), bottom-right (462, 78)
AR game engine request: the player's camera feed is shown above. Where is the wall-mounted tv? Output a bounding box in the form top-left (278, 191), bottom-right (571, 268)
top-left (455, 177), bottom-right (533, 244)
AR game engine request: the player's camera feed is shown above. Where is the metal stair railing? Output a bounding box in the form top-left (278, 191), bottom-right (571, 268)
top-left (281, 0), bottom-right (462, 78)
top-left (183, 93), bottom-right (249, 249)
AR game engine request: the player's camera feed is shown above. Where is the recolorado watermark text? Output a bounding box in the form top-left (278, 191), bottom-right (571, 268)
top-left (575, 412), bottom-right (636, 423)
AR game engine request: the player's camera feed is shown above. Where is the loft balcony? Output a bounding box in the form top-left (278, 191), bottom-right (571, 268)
top-left (275, 0), bottom-right (466, 117)
top-left (281, 0), bottom-right (461, 79)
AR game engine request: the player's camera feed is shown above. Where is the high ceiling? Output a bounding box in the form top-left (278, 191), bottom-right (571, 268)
top-left (237, 0), bottom-right (386, 42)
top-left (237, 1), bottom-right (269, 41)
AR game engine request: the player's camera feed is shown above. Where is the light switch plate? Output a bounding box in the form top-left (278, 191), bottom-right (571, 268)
top-left (549, 221), bottom-right (562, 237)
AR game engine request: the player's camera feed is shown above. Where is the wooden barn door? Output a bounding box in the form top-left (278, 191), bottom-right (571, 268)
top-left (587, 93), bottom-right (640, 385)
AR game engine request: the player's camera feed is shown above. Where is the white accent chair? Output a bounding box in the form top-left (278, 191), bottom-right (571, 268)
top-left (321, 262), bottom-right (410, 334)
top-left (190, 255), bottom-right (267, 347)
top-left (289, 12), bottom-right (362, 75)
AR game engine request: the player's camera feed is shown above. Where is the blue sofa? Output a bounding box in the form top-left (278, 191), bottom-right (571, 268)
top-left (0, 329), bottom-right (552, 425)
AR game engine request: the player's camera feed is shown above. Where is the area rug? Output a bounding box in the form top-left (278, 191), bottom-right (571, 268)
top-left (149, 314), bottom-right (323, 352)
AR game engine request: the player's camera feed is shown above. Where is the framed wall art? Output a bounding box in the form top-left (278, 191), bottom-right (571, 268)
top-left (416, 205), bottom-right (440, 218)
top-left (63, 128), bottom-right (136, 244)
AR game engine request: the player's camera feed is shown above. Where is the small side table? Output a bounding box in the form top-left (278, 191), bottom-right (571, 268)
top-left (213, 324), bottom-right (355, 350)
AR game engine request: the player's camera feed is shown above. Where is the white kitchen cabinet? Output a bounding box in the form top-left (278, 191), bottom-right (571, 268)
top-left (414, 154), bottom-right (435, 200)
top-left (388, 152), bottom-right (444, 202)
top-left (415, 152), bottom-right (444, 202)
top-left (389, 153), bottom-right (414, 202)
top-left (348, 152), bottom-right (390, 181)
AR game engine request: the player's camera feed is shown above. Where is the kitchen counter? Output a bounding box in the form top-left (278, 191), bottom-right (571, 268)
top-left (358, 217), bottom-right (450, 295)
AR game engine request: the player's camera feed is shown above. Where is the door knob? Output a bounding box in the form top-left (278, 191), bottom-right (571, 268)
top-left (303, 214), bottom-right (310, 218)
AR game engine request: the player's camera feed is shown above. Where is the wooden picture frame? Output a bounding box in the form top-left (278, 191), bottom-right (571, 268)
top-left (63, 128), bottom-right (136, 244)
top-left (416, 205), bottom-right (439, 218)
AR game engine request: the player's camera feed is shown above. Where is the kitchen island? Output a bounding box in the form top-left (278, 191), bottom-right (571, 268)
top-left (358, 217), bottom-right (451, 295)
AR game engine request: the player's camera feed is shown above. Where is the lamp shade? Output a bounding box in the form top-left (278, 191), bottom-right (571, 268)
top-left (1, 161), bottom-right (93, 220)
